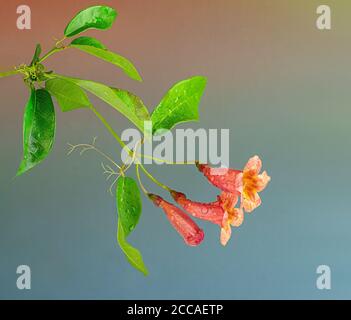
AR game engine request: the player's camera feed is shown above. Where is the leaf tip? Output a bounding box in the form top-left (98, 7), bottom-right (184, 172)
top-left (135, 73), bottom-right (143, 82)
top-left (15, 162), bottom-right (28, 177)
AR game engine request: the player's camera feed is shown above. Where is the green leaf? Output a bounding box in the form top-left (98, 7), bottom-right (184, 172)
top-left (116, 176), bottom-right (147, 275)
top-left (117, 177), bottom-right (142, 237)
top-left (117, 219), bottom-right (148, 276)
top-left (111, 88), bottom-right (150, 123)
top-left (0, 70), bottom-right (18, 78)
top-left (70, 36), bottom-right (106, 49)
top-left (17, 89), bottom-right (56, 176)
top-left (30, 44), bottom-right (42, 66)
top-left (64, 5), bottom-right (117, 37)
top-left (151, 76), bottom-right (207, 134)
top-left (70, 44), bottom-right (142, 82)
top-left (53, 74), bottom-right (149, 131)
top-left (46, 78), bottom-right (91, 112)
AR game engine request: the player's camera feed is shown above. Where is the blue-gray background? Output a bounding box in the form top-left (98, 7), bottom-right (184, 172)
top-left (0, 0), bottom-right (350, 299)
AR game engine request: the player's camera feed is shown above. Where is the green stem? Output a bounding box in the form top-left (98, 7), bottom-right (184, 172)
top-left (89, 104), bottom-right (130, 153)
top-left (39, 36), bottom-right (68, 63)
top-left (139, 163), bottom-right (171, 192)
top-left (89, 107), bottom-right (173, 193)
top-left (136, 164), bottom-right (148, 195)
top-left (39, 47), bottom-right (64, 63)
top-left (55, 36), bottom-right (67, 47)
top-left (0, 69), bottom-right (20, 78)
top-left (136, 152), bottom-right (196, 165)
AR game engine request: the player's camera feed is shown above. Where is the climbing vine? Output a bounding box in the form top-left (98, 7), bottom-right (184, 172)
top-left (0, 5), bottom-right (270, 275)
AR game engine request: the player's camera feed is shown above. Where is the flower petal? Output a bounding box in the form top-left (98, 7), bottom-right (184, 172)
top-left (256, 171), bottom-right (271, 192)
top-left (242, 192), bottom-right (261, 213)
top-left (230, 208), bottom-right (244, 227)
top-left (219, 192), bottom-right (239, 209)
top-left (220, 224), bottom-right (232, 246)
top-left (244, 155), bottom-right (262, 174)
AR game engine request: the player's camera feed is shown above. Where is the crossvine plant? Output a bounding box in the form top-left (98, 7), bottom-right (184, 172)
top-left (0, 6), bottom-right (271, 275)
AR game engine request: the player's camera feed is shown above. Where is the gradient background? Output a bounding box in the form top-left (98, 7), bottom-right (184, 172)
top-left (0, 0), bottom-right (350, 299)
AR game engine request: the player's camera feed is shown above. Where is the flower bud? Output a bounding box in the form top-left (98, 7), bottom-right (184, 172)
top-left (149, 194), bottom-right (204, 246)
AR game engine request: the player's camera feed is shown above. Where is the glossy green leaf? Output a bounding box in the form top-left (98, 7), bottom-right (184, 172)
top-left (117, 219), bottom-right (148, 276)
top-left (46, 78), bottom-right (91, 112)
top-left (70, 44), bottom-right (142, 82)
top-left (117, 176), bottom-right (142, 237)
top-left (151, 76), bottom-right (207, 134)
top-left (53, 74), bottom-right (149, 131)
top-left (64, 5), bottom-right (117, 37)
top-left (116, 176), bottom-right (147, 275)
top-left (70, 36), bottom-right (106, 49)
top-left (111, 88), bottom-right (150, 123)
top-left (30, 44), bottom-right (42, 66)
top-left (0, 70), bottom-right (18, 78)
top-left (17, 89), bottom-right (56, 176)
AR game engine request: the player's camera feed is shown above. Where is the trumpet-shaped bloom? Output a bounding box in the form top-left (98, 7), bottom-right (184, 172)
top-left (196, 155), bottom-right (271, 212)
top-left (149, 194), bottom-right (204, 246)
top-left (171, 191), bottom-right (243, 246)
top-left (240, 156), bottom-right (271, 212)
top-left (196, 163), bottom-right (243, 194)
